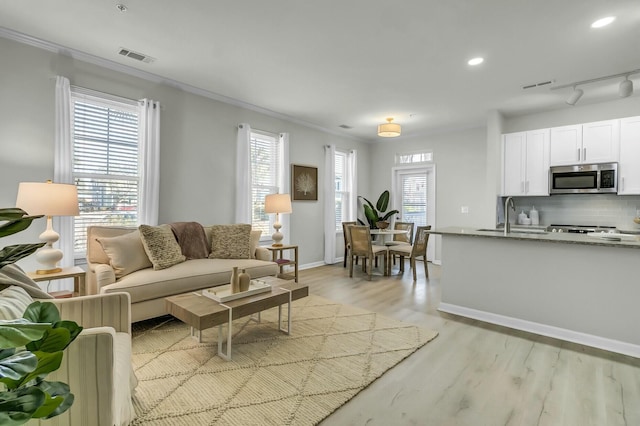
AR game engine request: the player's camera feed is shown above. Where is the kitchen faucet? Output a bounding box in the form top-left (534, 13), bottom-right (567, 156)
top-left (504, 196), bottom-right (515, 236)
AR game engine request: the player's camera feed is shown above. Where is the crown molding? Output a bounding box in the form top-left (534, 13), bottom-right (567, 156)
top-left (0, 26), bottom-right (366, 142)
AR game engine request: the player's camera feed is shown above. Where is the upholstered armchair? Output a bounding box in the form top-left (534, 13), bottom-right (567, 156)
top-left (28, 292), bottom-right (137, 426)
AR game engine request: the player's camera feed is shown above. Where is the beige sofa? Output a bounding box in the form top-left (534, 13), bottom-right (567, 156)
top-left (86, 225), bottom-right (279, 322)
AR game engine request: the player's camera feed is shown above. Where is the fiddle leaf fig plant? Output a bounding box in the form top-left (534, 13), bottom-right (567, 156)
top-left (0, 207), bottom-right (82, 424)
top-left (358, 190), bottom-right (400, 229)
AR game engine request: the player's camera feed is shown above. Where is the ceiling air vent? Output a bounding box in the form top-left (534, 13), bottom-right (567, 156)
top-left (522, 80), bottom-right (554, 90)
top-left (338, 124), bottom-right (353, 129)
top-left (118, 48), bottom-right (155, 64)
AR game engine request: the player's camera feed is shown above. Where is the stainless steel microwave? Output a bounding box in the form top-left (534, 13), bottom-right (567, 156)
top-left (549, 163), bottom-right (618, 194)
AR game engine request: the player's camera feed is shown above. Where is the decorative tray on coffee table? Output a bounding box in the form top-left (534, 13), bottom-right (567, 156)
top-left (203, 279), bottom-right (272, 303)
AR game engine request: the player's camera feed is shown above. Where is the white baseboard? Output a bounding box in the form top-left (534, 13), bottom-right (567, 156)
top-left (438, 303), bottom-right (640, 359)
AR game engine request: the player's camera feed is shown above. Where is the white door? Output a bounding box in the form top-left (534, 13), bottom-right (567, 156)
top-left (550, 125), bottom-right (582, 165)
top-left (619, 116), bottom-right (640, 195)
top-left (524, 128), bottom-right (550, 195)
top-left (393, 166), bottom-right (436, 261)
top-left (582, 119), bottom-right (620, 164)
top-left (502, 132), bottom-right (525, 196)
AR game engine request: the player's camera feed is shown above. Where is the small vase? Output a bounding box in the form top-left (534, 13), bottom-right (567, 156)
top-left (230, 266), bottom-right (240, 293)
top-left (239, 269), bottom-right (250, 292)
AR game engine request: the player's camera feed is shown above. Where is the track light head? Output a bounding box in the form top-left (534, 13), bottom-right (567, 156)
top-left (619, 77), bottom-right (633, 98)
top-left (566, 87), bottom-right (584, 106)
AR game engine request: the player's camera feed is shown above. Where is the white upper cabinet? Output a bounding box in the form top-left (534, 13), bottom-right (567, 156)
top-left (618, 116), bottom-right (640, 195)
top-left (550, 120), bottom-right (619, 166)
top-left (502, 129), bottom-right (550, 196)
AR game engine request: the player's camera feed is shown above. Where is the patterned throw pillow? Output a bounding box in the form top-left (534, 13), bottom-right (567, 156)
top-left (0, 285), bottom-right (34, 320)
top-left (209, 224), bottom-right (252, 259)
top-left (97, 230), bottom-right (153, 278)
top-left (138, 224), bottom-right (186, 270)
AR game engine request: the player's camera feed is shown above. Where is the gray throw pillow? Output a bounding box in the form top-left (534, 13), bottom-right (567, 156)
top-left (209, 224), bottom-right (252, 259)
top-left (139, 224), bottom-right (186, 270)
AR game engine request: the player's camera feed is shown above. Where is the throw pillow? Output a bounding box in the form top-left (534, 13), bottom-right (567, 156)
top-left (138, 224), bottom-right (186, 270)
top-left (209, 224), bottom-right (252, 259)
top-left (250, 229), bottom-right (262, 259)
top-left (97, 231), bottom-right (152, 278)
top-left (0, 285), bottom-right (34, 320)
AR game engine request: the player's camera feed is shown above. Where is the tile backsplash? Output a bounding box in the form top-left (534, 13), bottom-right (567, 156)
top-left (501, 194), bottom-right (640, 231)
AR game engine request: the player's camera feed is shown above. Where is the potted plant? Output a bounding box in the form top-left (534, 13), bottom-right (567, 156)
top-left (358, 190), bottom-right (400, 229)
top-left (0, 208), bottom-right (82, 424)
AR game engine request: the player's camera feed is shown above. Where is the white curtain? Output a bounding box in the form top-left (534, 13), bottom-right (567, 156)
top-left (235, 123), bottom-right (252, 223)
top-left (53, 76), bottom-right (74, 291)
top-left (347, 149), bottom-right (358, 221)
top-left (323, 144), bottom-right (337, 264)
top-left (279, 133), bottom-right (291, 244)
top-left (138, 99), bottom-right (161, 225)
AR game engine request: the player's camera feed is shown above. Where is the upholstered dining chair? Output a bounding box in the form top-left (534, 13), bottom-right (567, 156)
top-left (386, 221), bottom-right (414, 265)
top-left (342, 221), bottom-right (357, 268)
top-left (348, 225), bottom-right (388, 280)
top-left (387, 225), bottom-right (431, 281)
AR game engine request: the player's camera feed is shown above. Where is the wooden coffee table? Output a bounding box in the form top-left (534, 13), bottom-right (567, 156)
top-left (165, 277), bottom-right (308, 360)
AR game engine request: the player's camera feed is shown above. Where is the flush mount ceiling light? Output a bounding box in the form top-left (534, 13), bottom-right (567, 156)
top-left (566, 86), bottom-right (584, 106)
top-left (619, 76), bottom-right (633, 98)
top-left (377, 117), bottom-right (401, 138)
top-left (116, 4), bottom-right (128, 12)
top-left (591, 16), bottom-right (615, 28)
top-left (467, 57), bottom-right (484, 66)
top-left (551, 68), bottom-right (639, 105)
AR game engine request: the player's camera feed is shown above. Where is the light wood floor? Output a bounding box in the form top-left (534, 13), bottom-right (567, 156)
top-left (301, 260), bottom-right (640, 426)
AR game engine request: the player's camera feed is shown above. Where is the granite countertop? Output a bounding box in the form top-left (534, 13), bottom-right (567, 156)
top-left (430, 226), bottom-right (640, 249)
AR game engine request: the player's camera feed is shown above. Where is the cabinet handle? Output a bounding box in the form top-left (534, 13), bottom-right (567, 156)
top-left (577, 148), bottom-right (581, 161)
top-left (583, 147), bottom-right (586, 161)
top-left (622, 177), bottom-right (625, 192)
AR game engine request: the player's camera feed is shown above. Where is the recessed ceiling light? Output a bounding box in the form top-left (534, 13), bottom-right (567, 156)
top-left (468, 57), bottom-right (484, 66)
top-left (591, 16), bottom-right (615, 28)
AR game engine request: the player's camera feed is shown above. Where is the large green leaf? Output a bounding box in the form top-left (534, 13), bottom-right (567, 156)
top-left (26, 328), bottom-right (70, 353)
top-left (31, 381), bottom-right (73, 419)
top-left (376, 190), bottom-right (390, 212)
top-left (0, 244), bottom-right (46, 268)
top-left (0, 208), bottom-right (43, 239)
top-left (380, 209), bottom-right (400, 221)
top-left (0, 387), bottom-right (45, 426)
top-left (23, 302), bottom-right (60, 324)
top-left (0, 351), bottom-right (37, 383)
top-left (53, 321), bottom-right (83, 349)
top-left (0, 321), bottom-right (50, 349)
top-left (17, 351), bottom-right (63, 387)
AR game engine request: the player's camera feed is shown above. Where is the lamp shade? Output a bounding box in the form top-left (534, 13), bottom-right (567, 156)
top-left (377, 117), bottom-right (401, 137)
top-left (264, 193), bottom-right (292, 214)
top-left (16, 181), bottom-right (79, 217)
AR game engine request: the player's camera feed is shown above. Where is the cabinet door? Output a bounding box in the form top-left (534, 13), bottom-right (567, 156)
top-left (582, 119), bottom-right (620, 164)
top-left (618, 116), bottom-right (640, 195)
top-left (502, 132), bottom-right (525, 195)
top-left (524, 129), bottom-right (550, 195)
top-left (550, 125), bottom-right (582, 165)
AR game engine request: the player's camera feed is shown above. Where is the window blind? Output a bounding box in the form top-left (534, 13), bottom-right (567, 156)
top-left (72, 98), bottom-right (139, 253)
top-left (401, 174), bottom-right (428, 227)
top-left (250, 132), bottom-right (280, 237)
top-left (334, 152), bottom-right (346, 231)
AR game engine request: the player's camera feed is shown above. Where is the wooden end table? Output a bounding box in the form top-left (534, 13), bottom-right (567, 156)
top-left (165, 277), bottom-right (308, 361)
top-left (27, 266), bottom-right (86, 297)
top-left (265, 244), bottom-right (298, 282)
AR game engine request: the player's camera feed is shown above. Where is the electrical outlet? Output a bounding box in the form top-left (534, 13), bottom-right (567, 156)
top-left (461, 206), bottom-right (469, 214)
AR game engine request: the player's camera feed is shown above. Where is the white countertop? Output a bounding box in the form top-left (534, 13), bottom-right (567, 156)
top-left (430, 226), bottom-right (640, 249)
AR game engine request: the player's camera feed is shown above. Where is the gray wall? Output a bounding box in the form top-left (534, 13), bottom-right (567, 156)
top-left (0, 37), bottom-right (370, 270)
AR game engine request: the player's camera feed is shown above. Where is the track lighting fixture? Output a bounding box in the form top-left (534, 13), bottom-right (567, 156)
top-left (619, 76), bottom-right (633, 98)
top-left (566, 86), bottom-right (584, 106)
top-left (552, 68), bottom-right (639, 105)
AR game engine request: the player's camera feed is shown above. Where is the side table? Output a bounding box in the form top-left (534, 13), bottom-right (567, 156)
top-left (27, 266), bottom-right (86, 298)
top-left (265, 245), bottom-right (298, 282)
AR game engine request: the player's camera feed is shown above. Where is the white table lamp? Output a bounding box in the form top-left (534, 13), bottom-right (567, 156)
top-left (16, 181), bottom-right (79, 274)
top-left (264, 193), bottom-right (292, 247)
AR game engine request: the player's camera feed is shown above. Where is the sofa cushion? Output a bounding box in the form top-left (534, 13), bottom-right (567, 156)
top-left (0, 285), bottom-right (33, 320)
top-left (250, 230), bottom-right (262, 259)
top-left (101, 258), bottom-right (278, 304)
top-left (97, 230), bottom-right (152, 278)
top-left (87, 226), bottom-right (137, 265)
top-left (209, 224), bottom-right (252, 259)
top-left (139, 224), bottom-right (186, 270)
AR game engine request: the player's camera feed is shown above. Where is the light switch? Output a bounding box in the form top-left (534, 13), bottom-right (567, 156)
top-left (461, 206), bottom-right (469, 214)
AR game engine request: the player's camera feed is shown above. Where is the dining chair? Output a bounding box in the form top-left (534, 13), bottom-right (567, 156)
top-left (387, 225), bottom-right (431, 281)
top-left (348, 225), bottom-right (388, 281)
top-left (386, 221), bottom-right (414, 265)
top-left (341, 221), bottom-right (357, 268)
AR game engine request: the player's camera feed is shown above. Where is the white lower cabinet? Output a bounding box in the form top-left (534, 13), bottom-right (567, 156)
top-left (618, 116), bottom-right (640, 195)
top-left (502, 129), bottom-right (550, 196)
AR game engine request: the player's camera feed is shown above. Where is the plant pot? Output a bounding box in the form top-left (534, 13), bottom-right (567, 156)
top-left (376, 221), bottom-right (390, 229)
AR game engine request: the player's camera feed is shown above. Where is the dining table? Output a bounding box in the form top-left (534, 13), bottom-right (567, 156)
top-left (369, 228), bottom-right (410, 245)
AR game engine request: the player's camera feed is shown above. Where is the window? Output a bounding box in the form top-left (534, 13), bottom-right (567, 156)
top-left (71, 90), bottom-right (140, 255)
top-left (334, 149), bottom-right (356, 231)
top-left (250, 131), bottom-right (283, 238)
top-left (395, 150), bottom-right (433, 164)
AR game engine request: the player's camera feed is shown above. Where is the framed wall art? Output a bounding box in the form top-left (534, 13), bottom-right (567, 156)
top-left (291, 164), bottom-right (318, 201)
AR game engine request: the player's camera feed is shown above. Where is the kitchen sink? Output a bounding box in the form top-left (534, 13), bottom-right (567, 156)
top-left (476, 228), bottom-right (548, 235)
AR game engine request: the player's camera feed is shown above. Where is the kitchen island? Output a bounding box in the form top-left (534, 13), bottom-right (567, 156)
top-left (432, 227), bottom-right (640, 357)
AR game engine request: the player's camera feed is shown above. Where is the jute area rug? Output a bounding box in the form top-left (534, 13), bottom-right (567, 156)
top-left (130, 295), bottom-right (438, 425)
